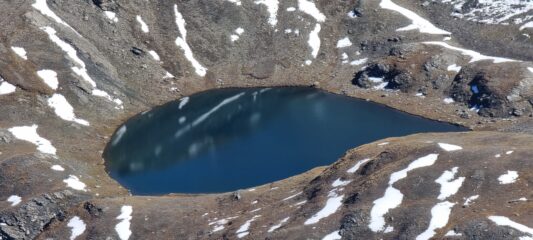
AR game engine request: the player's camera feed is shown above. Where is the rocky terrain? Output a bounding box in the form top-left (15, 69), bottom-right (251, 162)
top-left (0, 0), bottom-right (531, 239)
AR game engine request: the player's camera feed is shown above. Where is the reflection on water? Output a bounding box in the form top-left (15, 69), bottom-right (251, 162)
top-left (104, 87), bottom-right (466, 195)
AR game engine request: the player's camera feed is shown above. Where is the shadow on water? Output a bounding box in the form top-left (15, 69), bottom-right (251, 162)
top-left (104, 87), bottom-right (467, 195)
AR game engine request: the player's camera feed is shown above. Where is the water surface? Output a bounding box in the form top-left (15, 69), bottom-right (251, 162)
top-left (104, 87), bottom-right (466, 195)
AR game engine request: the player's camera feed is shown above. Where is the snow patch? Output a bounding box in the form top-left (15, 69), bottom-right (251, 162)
top-left (435, 167), bottom-right (465, 200)
top-left (41, 26), bottom-right (122, 107)
top-left (447, 64), bottom-right (461, 72)
top-left (63, 175), bottom-right (87, 191)
top-left (67, 216), bottom-right (86, 240)
top-left (298, 0), bottom-right (326, 22)
top-left (36, 69), bottom-right (59, 90)
top-left (136, 15), bottom-right (149, 33)
top-left (423, 41), bottom-right (517, 63)
top-left (336, 37), bottom-right (352, 48)
top-left (255, 0), bottom-right (279, 26)
top-left (498, 170), bottom-right (519, 184)
top-left (444, 98), bottom-right (454, 104)
top-left (287, 7), bottom-right (296, 12)
top-left (8, 125), bottom-right (56, 155)
top-left (236, 215), bottom-right (260, 238)
top-left (350, 58), bottom-right (368, 66)
top-left (267, 217), bottom-right (289, 232)
top-left (235, 27), bottom-right (245, 35)
top-left (488, 216), bottom-right (533, 236)
top-left (348, 10), bottom-right (359, 19)
top-left (104, 11), bottom-right (118, 23)
top-left (92, 90), bottom-right (124, 109)
top-left (116, 205), bottom-right (133, 240)
top-left (416, 201), bottom-right (456, 240)
top-left (463, 195), bottom-right (479, 206)
top-left (304, 192), bottom-right (344, 225)
top-left (164, 72), bottom-right (174, 79)
top-left (380, 0), bottom-right (450, 35)
top-left (438, 143), bottom-right (463, 151)
top-left (148, 50), bottom-right (160, 61)
top-left (209, 216), bottom-right (238, 232)
top-left (7, 195), bottom-right (21, 206)
top-left (347, 158), bottom-right (371, 173)
top-left (438, 0), bottom-right (533, 26)
top-left (231, 27), bottom-right (245, 42)
top-left (282, 191), bottom-right (303, 201)
top-left (341, 53), bottom-right (349, 64)
top-left (308, 24), bottom-right (322, 58)
top-left (0, 80), bottom-right (16, 95)
top-left (521, 22), bottom-right (533, 31)
top-left (48, 94), bottom-right (90, 126)
top-left (174, 5), bottom-right (207, 77)
top-left (32, 0), bottom-right (80, 35)
top-left (51, 165), bottom-right (65, 171)
top-left (11, 46), bottom-right (28, 60)
top-left (322, 230), bottom-right (341, 240)
top-left (250, 208), bottom-right (261, 213)
top-left (445, 230), bottom-right (462, 237)
top-left (225, 0), bottom-right (242, 6)
top-left (332, 178), bottom-right (352, 187)
top-left (293, 200), bottom-right (307, 207)
top-left (367, 77), bottom-right (388, 90)
top-left (369, 154), bottom-right (439, 232)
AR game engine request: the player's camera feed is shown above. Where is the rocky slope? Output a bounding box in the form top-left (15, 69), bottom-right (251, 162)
top-left (0, 0), bottom-right (532, 239)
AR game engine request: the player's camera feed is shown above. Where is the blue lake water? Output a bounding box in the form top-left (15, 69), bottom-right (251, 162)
top-left (104, 87), bottom-right (466, 195)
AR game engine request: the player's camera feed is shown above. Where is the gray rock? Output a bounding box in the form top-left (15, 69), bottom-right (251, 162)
top-left (339, 210), bottom-right (371, 238)
top-left (459, 111), bottom-right (471, 119)
top-left (0, 191), bottom-right (88, 240)
top-left (231, 191), bottom-right (241, 201)
top-left (131, 47), bottom-right (145, 56)
top-left (388, 72), bottom-right (414, 91)
top-left (0, 131), bottom-right (12, 144)
top-left (352, 63), bottom-right (391, 89)
top-left (349, 8), bottom-right (363, 18)
top-left (244, 60), bottom-right (276, 80)
top-left (512, 108), bottom-right (523, 117)
top-left (463, 219), bottom-right (525, 240)
top-left (92, 0), bottom-right (118, 11)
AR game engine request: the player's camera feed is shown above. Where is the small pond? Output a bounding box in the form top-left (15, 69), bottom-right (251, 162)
top-left (104, 87), bottom-right (466, 195)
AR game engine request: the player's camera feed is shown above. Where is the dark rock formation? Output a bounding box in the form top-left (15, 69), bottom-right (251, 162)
top-left (449, 62), bottom-right (533, 117)
top-left (0, 191), bottom-right (88, 240)
top-left (92, 0), bottom-right (118, 11)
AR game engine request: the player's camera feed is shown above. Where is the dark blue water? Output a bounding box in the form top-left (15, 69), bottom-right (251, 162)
top-left (104, 87), bottom-right (466, 195)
